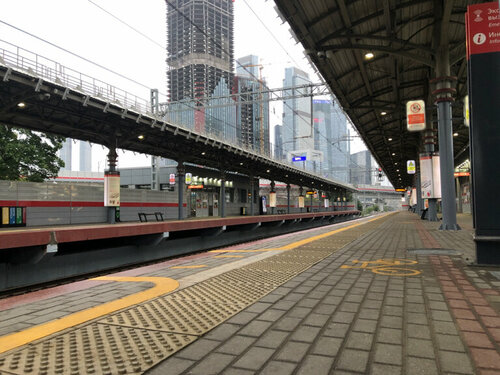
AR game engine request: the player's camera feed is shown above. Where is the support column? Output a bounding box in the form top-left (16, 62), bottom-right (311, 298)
top-left (176, 162), bottom-right (185, 220)
top-left (249, 176), bottom-right (255, 216)
top-left (106, 148), bottom-right (118, 224)
top-left (432, 6), bottom-right (460, 230)
top-left (220, 171), bottom-right (226, 218)
top-left (456, 177), bottom-right (463, 214)
top-left (310, 190), bottom-right (313, 212)
top-left (286, 184), bottom-right (291, 214)
top-left (270, 180), bottom-right (275, 215)
top-left (299, 186), bottom-right (304, 213)
top-left (415, 167), bottom-right (424, 215)
top-left (423, 124), bottom-right (439, 221)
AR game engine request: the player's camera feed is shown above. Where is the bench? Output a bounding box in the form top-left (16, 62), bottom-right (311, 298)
top-left (138, 212), bottom-right (164, 222)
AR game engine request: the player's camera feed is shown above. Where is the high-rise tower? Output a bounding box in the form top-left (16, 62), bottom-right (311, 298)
top-left (166, 0), bottom-right (234, 138)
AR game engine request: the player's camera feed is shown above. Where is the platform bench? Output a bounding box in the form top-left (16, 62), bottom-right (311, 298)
top-left (138, 212), bottom-right (164, 222)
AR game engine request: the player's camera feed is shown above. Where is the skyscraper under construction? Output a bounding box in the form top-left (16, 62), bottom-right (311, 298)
top-left (166, 0), bottom-right (234, 139)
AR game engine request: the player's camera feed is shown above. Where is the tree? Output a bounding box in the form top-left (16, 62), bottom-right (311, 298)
top-left (0, 125), bottom-right (65, 182)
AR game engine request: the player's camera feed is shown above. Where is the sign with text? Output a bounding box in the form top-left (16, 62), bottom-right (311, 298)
top-left (169, 173), bottom-right (176, 185)
top-left (466, 2), bottom-right (500, 57)
top-left (407, 160), bottom-right (416, 174)
top-left (420, 154), bottom-right (441, 199)
top-left (185, 173), bottom-right (192, 185)
top-left (104, 172), bottom-right (120, 207)
top-left (269, 192), bottom-right (277, 208)
top-left (292, 156), bottom-right (306, 162)
top-left (406, 100), bottom-right (426, 131)
top-left (298, 196), bottom-right (305, 208)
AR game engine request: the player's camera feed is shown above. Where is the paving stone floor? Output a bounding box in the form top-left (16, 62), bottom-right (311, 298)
top-left (148, 212), bottom-right (500, 375)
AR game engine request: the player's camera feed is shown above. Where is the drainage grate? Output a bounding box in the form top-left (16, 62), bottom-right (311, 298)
top-left (408, 248), bottom-right (460, 255)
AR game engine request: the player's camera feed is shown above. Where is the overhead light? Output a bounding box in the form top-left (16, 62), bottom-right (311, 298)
top-left (17, 102), bottom-right (26, 108)
top-left (380, 111), bottom-right (387, 116)
top-left (239, 162), bottom-right (243, 165)
top-left (388, 138), bottom-right (393, 141)
top-left (392, 153), bottom-right (396, 156)
top-left (396, 169), bottom-right (399, 172)
top-left (201, 152), bottom-right (206, 155)
top-left (364, 52), bottom-right (374, 60)
top-left (266, 169), bottom-right (270, 173)
top-left (137, 135), bottom-right (144, 140)
top-left (453, 132), bottom-right (459, 137)
top-left (394, 162), bottom-right (398, 165)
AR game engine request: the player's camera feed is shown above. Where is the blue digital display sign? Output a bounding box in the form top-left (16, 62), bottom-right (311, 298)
top-left (292, 156), bottom-right (307, 162)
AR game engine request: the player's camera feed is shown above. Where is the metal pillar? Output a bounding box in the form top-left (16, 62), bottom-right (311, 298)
top-left (270, 180), bottom-right (275, 215)
top-left (249, 176), bottom-right (255, 216)
top-left (415, 168), bottom-right (424, 215)
top-left (299, 186), bottom-right (304, 213)
top-left (423, 123), bottom-right (439, 221)
top-left (176, 162), bottom-right (185, 220)
top-left (106, 148), bottom-right (118, 224)
top-left (456, 177), bottom-right (462, 214)
top-left (310, 191), bottom-right (313, 212)
top-left (220, 171), bottom-right (226, 218)
top-left (432, 5), bottom-right (460, 230)
top-left (286, 184), bottom-right (291, 214)
top-left (150, 89), bottom-right (160, 191)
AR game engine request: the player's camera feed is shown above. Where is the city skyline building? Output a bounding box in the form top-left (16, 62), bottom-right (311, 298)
top-left (234, 55), bottom-right (270, 155)
top-left (313, 99), bottom-right (349, 183)
top-left (79, 141), bottom-right (92, 172)
top-left (274, 124), bottom-right (283, 160)
top-left (350, 150), bottom-right (373, 185)
top-left (166, 0), bottom-right (234, 139)
top-left (282, 67), bottom-right (315, 169)
top-left (59, 139), bottom-right (72, 171)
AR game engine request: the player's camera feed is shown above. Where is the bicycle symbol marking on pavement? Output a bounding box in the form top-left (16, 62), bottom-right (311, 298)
top-left (340, 259), bottom-right (421, 276)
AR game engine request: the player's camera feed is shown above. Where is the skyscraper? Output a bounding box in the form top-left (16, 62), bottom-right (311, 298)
top-left (274, 124), bottom-right (283, 160)
top-left (59, 139), bottom-right (72, 171)
top-left (166, 0), bottom-right (234, 139)
top-left (79, 141), bottom-right (92, 172)
top-left (234, 55), bottom-right (270, 155)
top-left (282, 67), bottom-right (314, 168)
top-left (313, 99), bottom-right (349, 182)
top-left (350, 150), bottom-right (373, 185)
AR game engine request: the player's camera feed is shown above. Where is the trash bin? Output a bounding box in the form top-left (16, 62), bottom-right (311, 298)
top-left (240, 207), bottom-right (246, 216)
top-left (1, 206), bottom-right (26, 227)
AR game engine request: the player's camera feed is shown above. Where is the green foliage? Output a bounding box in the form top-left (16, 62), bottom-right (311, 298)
top-left (373, 205), bottom-right (380, 212)
top-left (0, 125), bottom-right (65, 182)
top-left (356, 199), bottom-right (362, 211)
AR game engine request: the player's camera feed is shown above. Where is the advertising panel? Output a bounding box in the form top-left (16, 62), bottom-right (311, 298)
top-left (269, 192), bottom-right (277, 208)
top-left (324, 199), bottom-right (329, 208)
top-left (432, 155), bottom-right (442, 199)
top-left (298, 196), bottom-right (305, 208)
top-left (104, 172), bottom-right (120, 207)
top-left (420, 153), bottom-right (442, 199)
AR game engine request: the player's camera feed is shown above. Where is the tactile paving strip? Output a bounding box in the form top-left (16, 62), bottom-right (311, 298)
top-left (0, 323), bottom-right (195, 375)
top-left (0, 215), bottom-right (393, 375)
top-left (99, 298), bottom-right (242, 335)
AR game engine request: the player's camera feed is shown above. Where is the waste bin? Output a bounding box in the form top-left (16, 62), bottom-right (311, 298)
top-left (1, 206), bottom-right (26, 227)
top-left (240, 207), bottom-right (246, 216)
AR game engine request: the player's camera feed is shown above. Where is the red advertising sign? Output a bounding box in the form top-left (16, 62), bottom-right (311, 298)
top-left (406, 100), bottom-right (426, 131)
top-left (466, 2), bottom-right (500, 57)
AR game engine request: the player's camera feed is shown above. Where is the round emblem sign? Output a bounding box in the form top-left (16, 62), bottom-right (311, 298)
top-left (410, 102), bottom-right (421, 113)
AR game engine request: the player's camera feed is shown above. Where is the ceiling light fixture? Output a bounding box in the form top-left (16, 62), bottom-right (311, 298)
top-left (364, 52), bottom-right (374, 60)
top-left (17, 102), bottom-right (26, 108)
top-left (137, 135), bottom-right (144, 140)
top-left (453, 132), bottom-right (459, 137)
top-left (380, 111), bottom-right (387, 116)
top-left (388, 138), bottom-right (392, 141)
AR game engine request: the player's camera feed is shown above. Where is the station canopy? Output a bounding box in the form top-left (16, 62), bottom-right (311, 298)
top-left (274, 0), bottom-right (478, 189)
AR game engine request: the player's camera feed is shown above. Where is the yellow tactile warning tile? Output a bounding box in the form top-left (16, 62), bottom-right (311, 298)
top-left (170, 265), bottom-right (208, 269)
top-left (0, 277), bottom-right (179, 355)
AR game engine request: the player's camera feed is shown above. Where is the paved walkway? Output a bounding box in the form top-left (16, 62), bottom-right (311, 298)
top-left (149, 212), bottom-right (500, 375)
top-left (0, 211), bottom-right (499, 375)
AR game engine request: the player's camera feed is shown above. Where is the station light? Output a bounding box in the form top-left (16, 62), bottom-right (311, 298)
top-left (17, 102), bottom-right (26, 108)
top-left (364, 52), bottom-right (374, 60)
top-left (453, 132), bottom-right (459, 137)
top-left (392, 152), bottom-right (396, 156)
top-left (388, 138), bottom-right (392, 141)
top-left (201, 152), bottom-right (206, 155)
top-left (380, 111), bottom-right (387, 116)
top-left (137, 135), bottom-right (144, 140)
top-left (266, 169), bottom-right (270, 173)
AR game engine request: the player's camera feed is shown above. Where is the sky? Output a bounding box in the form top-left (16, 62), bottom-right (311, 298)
top-left (0, 0), bottom-right (366, 171)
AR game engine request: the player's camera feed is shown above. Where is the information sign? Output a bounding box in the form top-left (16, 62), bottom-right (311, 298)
top-left (466, 2), bottom-right (500, 56)
top-left (407, 160), bottom-right (416, 174)
top-left (406, 100), bottom-right (426, 131)
top-left (185, 173), bottom-right (192, 185)
top-left (292, 156), bottom-right (306, 162)
top-left (169, 173), bottom-right (176, 185)
top-left (269, 192), bottom-right (276, 208)
top-left (298, 196), bottom-right (305, 208)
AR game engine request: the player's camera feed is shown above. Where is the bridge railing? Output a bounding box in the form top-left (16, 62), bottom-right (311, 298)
top-left (0, 39), bottom-right (152, 115)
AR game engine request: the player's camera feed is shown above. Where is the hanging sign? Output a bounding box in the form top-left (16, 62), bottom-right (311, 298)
top-left (292, 156), bottom-right (306, 162)
top-left (185, 173), bottom-right (192, 185)
top-left (407, 160), bottom-right (416, 174)
top-left (464, 95), bottom-right (470, 127)
top-left (466, 2), bottom-right (500, 56)
top-left (324, 199), bottom-right (329, 208)
top-left (104, 172), bottom-right (120, 207)
top-left (406, 100), bottom-right (426, 131)
top-left (169, 173), bottom-right (176, 185)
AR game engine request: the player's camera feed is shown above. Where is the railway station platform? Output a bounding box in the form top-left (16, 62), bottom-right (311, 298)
top-left (0, 211), bottom-right (499, 375)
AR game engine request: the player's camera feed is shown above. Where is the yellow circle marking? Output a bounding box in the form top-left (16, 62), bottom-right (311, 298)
top-left (0, 276), bottom-right (179, 355)
top-left (372, 267), bottom-right (421, 276)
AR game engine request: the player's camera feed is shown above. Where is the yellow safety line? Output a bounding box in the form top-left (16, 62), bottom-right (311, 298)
top-left (210, 213), bottom-right (394, 254)
top-left (0, 276), bottom-right (179, 355)
top-left (171, 265), bottom-right (207, 269)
